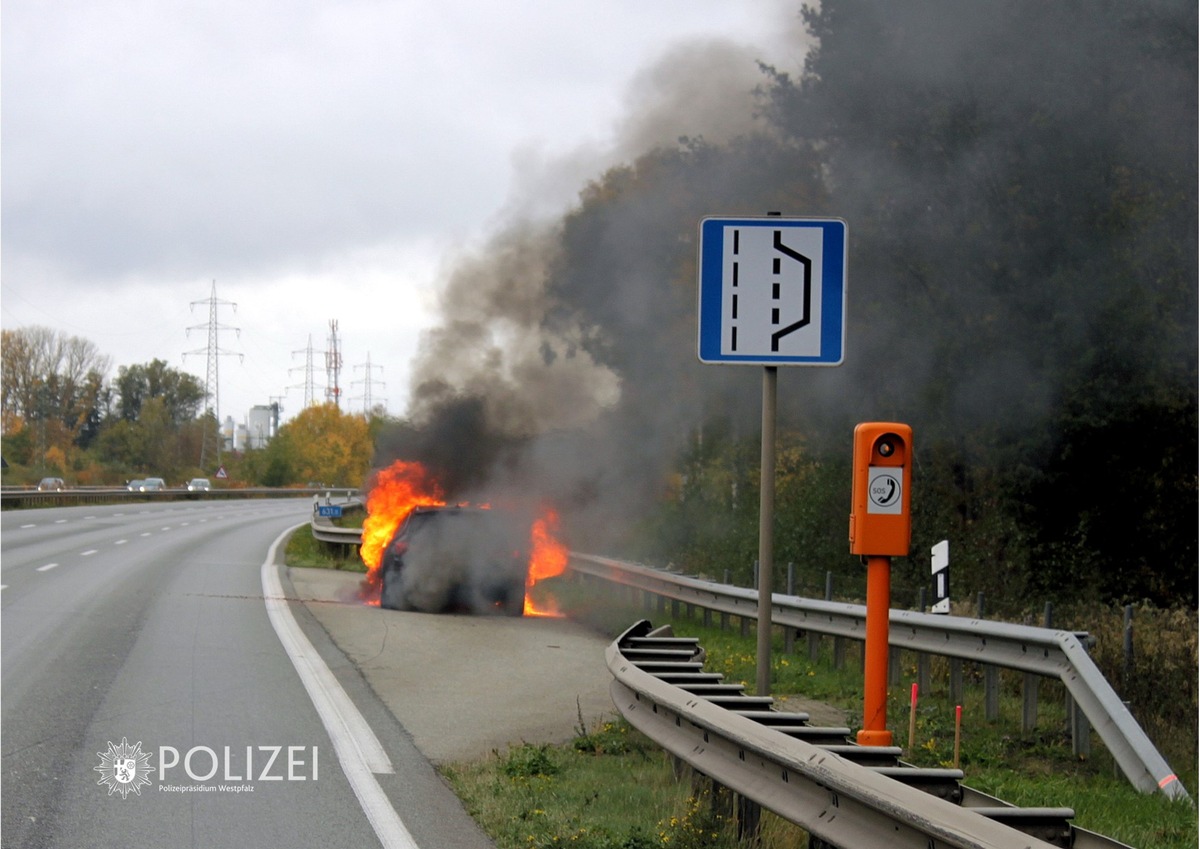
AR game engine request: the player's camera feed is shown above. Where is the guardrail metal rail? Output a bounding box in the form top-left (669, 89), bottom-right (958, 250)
top-left (1, 486), bottom-right (353, 509)
top-left (574, 553), bottom-right (1188, 803)
top-left (309, 494), bottom-right (365, 545)
top-left (609, 619), bottom-right (1136, 849)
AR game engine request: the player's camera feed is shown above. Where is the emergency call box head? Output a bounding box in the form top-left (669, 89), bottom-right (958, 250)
top-left (849, 422), bottom-right (913, 556)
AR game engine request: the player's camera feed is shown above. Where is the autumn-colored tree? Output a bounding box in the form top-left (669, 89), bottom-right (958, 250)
top-left (265, 403), bottom-right (372, 487)
top-left (1, 326), bottom-right (111, 464)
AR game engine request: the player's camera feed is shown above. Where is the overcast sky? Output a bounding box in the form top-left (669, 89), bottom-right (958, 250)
top-left (2, 0), bottom-right (802, 427)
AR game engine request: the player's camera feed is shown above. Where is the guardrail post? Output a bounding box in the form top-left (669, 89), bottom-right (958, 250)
top-left (736, 794), bottom-right (762, 842)
top-left (1022, 673), bottom-right (1039, 733)
top-left (825, 571), bottom-right (845, 670)
top-left (985, 667), bottom-right (1000, 722)
top-left (917, 587), bottom-right (931, 697)
top-left (1070, 631), bottom-right (1093, 759)
top-left (784, 563), bottom-right (796, 655)
top-left (1072, 700), bottom-right (1092, 759)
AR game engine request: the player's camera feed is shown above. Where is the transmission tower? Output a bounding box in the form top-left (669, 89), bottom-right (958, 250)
top-left (325, 319), bottom-right (343, 408)
top-left (290, 336), bottom-right (317, 407)
top-left (183, 281), bottom-right (241, 470)
top-left (351, 353), bottom-right (386, 415)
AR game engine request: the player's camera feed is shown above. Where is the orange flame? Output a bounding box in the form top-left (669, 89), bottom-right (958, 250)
top-left (358, 460), bottom-right (444, 603)
top-left (524, 508), bottom-right (569, 617)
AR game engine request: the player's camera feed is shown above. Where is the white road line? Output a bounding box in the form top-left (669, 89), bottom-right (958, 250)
top-left (140, 532), bottom-right (151, 537)
top-left (37, 563), bottom-right (59, 572)
top-left (80, 550), bottom-right (98, 556)
top-left (20, 523), bottom-right (36, 529)
top-left (261, 525), bottom-right (418, 849)
top-left (115, 539), bottom-right (128, 545)
top-left (54, 519), bottom-right (67, 524)
top-left (0, 585), bottom-right (7, 591)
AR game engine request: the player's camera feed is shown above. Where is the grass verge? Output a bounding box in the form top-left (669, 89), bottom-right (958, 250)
top-left (285, 526), bottom-right (365, 571)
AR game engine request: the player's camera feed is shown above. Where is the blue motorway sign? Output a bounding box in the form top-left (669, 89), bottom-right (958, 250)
top-left (316, 505), bottom-right (343, 518)
top-left (698, 216), bottom-right (847, 365)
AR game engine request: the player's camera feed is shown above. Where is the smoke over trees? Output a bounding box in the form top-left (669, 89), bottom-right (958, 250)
top-left (375, 0), bottom-right (1197, 609)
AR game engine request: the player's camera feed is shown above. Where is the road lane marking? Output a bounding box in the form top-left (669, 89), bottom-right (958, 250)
top-left (37, 563), bottom-right (59, 572)
top-left (261, 525), bottom-right (417, 849)
top-left (80, 550), bottom-right (98, 556)
top-left (20, 523), bottom-right (36, 529)
top-left (115, 539), bottom-right (128, 545)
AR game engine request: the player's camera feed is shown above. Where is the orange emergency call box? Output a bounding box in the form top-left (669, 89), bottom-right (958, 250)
top-left (849, 422), bottom-right (913, 556)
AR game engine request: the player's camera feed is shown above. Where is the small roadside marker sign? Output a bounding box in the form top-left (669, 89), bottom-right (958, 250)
top-left (215, 466), bottom-right (228, 479)
top-left (698, 216), bottom-right (847, 365)
top-left (317, 505), bottom-right (343, 519)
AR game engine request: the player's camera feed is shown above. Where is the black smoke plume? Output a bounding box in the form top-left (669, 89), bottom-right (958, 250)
top-left (374, 1), bottom-right (1197, 601)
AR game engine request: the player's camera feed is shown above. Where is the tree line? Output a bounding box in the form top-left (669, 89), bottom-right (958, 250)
top-left (1, 326), bottom-right (375, 489)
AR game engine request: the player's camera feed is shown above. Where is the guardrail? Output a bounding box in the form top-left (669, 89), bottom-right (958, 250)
top-left (608, 620), bottom-right (1133, 849)
top-left (303, 519), bottom-right (1186, 801)
top-left (309, 494), bottom-right (364, 545)
top-left (1, 486), bottom-right (356, 510)
top-left (572, 554), bottom-right (1188, 802)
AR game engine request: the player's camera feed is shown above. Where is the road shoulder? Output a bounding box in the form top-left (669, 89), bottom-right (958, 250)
top-left (285, 567), bottom-right (617, 765)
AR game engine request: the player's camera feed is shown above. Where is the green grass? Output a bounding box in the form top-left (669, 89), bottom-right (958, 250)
top-left (284, 526), bottom-right (365, 571)
top-left (442, 725), bottom-right (748, 849)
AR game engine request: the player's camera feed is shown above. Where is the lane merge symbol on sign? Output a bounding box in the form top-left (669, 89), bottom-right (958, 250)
top-left (698, 216), bottom-right (847, 365)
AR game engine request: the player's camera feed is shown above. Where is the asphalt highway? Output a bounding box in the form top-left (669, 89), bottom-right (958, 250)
top-left (1, 499), bottom-right (613, 848)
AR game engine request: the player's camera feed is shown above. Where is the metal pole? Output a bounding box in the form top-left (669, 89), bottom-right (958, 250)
top-left (756, 366), bottom-right (777, 696)
top-left (858, 554), bottom-right (893, 746)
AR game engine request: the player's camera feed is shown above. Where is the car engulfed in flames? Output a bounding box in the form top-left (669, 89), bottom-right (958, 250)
top-left (357, 460), bottom-right (568, 616)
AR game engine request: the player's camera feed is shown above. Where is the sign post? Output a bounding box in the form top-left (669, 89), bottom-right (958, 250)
top-left (698, 215), bottom-right (847, 695)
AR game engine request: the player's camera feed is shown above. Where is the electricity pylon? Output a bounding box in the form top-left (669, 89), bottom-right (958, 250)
top-left (184, 281), bottom-right (241, 470)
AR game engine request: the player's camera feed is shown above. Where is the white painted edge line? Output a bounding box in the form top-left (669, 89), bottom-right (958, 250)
top-left (260, 524), bottom-right (418, 849)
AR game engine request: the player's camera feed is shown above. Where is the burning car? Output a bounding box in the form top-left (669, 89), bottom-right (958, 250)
top-left (378, 505), bottom-right (529, 616)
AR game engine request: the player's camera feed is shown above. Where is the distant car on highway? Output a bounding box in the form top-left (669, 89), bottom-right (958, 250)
top-left (126, 479), bottom-right (145, 492)
top-left (37, 477), bottom-right (65, 491)
top-left (186, 478), bottom-right (212, 491)
top-left (379, 506), bottom-right (528, 616)
top-left (141, 477), bottom-right (167, 491)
